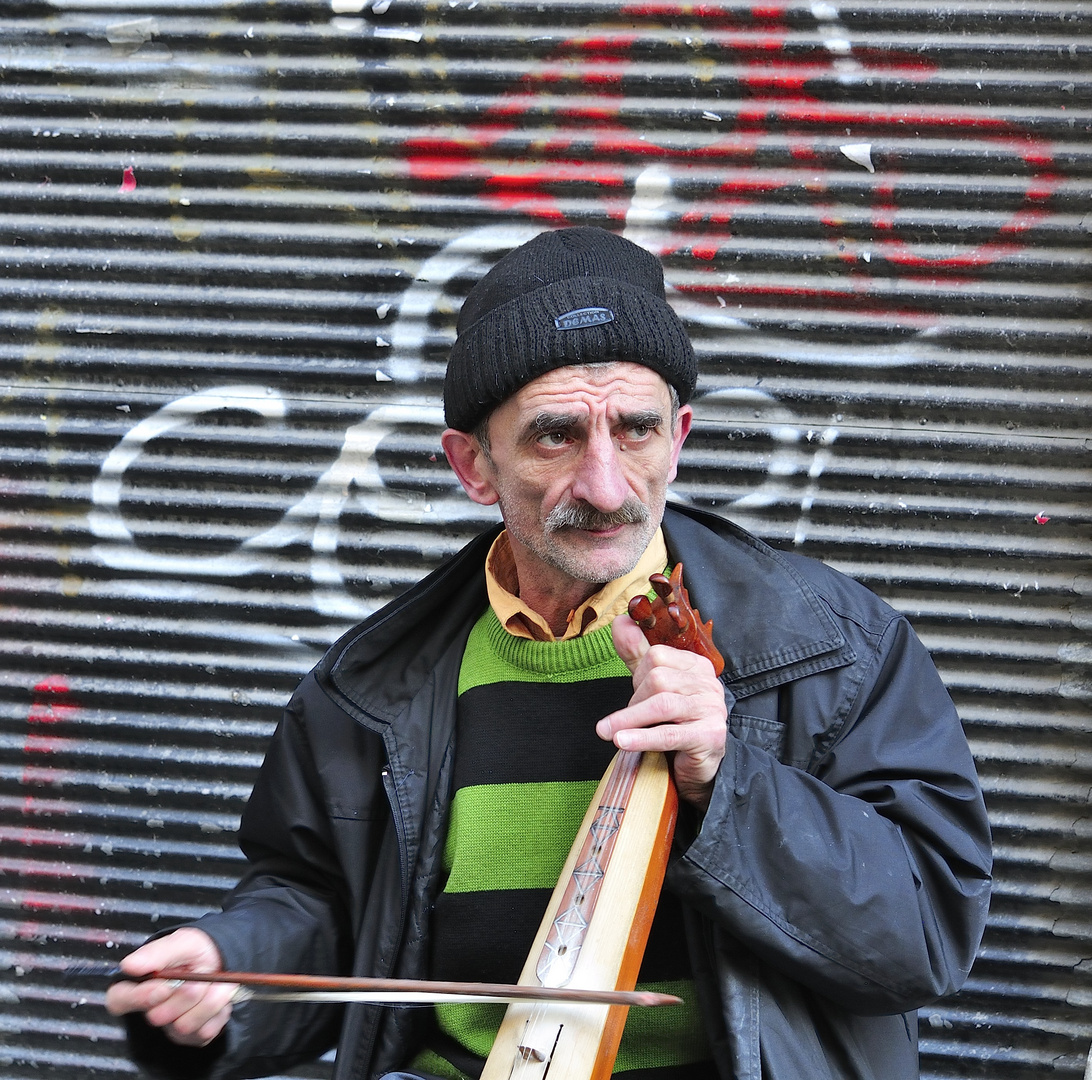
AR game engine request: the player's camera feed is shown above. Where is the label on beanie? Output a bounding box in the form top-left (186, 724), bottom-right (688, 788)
top-left (554, 306), bottom-right (615, 330)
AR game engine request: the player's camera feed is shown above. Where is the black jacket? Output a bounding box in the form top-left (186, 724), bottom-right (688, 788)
top-left (130, 505), bottom-right (992, 1080)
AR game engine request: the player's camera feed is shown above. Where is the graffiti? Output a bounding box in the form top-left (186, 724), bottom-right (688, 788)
top-left (86, 380), bottom-right (828, 617)
top-left (21, 677), bottom-right (78, 797)
top-left (399, 3), bottom-right (1062, 287)
top-left (85, 210), bottom-right (848, 614)
top-left (86, 3), bottom-right (1068, 616)
top-left (383, 223), bottom-right (543, 384)
top-left (89, 384), bottom-right (288, 553)
top-left (88, 390), bottom-right (446, 588)
top-left (87, 375), bottom-right (828, 620)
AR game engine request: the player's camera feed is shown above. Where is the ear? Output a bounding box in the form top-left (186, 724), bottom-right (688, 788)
top-left (666, 403), bottom-right (692, 484)
top-left (441, 428), bottom-right (500, 506)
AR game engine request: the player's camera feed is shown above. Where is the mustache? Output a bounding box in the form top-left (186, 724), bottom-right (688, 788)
top-left (545, 499), bottom-right (651, 533)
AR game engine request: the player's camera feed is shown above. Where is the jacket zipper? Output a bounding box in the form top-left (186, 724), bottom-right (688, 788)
top-left (380, 759), bottom-right (412, 945)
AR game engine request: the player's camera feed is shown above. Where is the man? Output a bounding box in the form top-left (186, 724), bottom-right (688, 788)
top-left (107, 227), bottom-right (992, 1080)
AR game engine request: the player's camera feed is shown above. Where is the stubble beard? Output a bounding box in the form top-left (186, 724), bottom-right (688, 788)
top-left (500, 493), bottom-right (660, 586)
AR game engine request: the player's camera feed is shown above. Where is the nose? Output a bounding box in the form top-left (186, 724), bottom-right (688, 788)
top-left (569, 429), bottom-right (629, 512)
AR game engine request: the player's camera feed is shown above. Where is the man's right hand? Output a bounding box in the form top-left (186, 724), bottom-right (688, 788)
top-left (105, 927), bottom-right (235, 1048)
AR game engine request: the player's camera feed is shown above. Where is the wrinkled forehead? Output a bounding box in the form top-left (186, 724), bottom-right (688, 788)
top-left (508, 361), bottom-right (673, 415)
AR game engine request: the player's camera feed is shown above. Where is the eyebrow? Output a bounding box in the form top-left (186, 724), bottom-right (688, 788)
top-left (512, 412), bottom-right (579, 446)
top-left (619, 409), bottom-right (666, 430)
top-left (522, 408), bottom-right (665, 443)
top-left (530, 412), bottom-right (580, 438)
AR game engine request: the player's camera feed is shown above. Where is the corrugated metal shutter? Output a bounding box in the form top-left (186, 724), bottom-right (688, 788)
top-left (1, 1), bottom-right (1089, 1076)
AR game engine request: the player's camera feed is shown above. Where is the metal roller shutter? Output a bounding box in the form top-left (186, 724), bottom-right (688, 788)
top-left (0, 2), bottom-right (1089, 1076)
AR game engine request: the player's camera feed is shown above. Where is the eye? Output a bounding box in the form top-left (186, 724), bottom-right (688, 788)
top-left (537, 430), bottom-right (570, 447)
top-left (623, 423), bottom-right (654, 441)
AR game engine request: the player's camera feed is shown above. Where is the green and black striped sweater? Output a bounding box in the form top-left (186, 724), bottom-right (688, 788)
top-left (413, 607), bottom-right (713, 1080)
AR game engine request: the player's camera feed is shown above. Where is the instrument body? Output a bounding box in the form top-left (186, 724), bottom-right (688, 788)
top-left (480, 750), bottom-right (677, 1080)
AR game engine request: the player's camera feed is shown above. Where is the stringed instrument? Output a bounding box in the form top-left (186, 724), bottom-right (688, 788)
top-left (480, 563), bottom-right (723, 1080)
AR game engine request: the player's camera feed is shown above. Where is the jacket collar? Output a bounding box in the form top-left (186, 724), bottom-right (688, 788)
top-left (318, 525), bottom-right (497, 725)
top-left (661, 505), bottom-right (853, 697)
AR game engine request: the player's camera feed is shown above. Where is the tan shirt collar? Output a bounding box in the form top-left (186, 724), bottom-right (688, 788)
top-left (485, 528), bottom-right (669, 642)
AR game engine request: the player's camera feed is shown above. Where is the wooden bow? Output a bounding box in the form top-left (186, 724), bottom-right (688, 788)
top-left (481, 563), bottom-right (722, 1080)
top-left (96, 968), bottom-right (681, 1008)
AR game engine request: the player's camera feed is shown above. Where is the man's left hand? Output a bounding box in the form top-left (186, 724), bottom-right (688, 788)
top-left (601, 614), bottom-right (729, 811)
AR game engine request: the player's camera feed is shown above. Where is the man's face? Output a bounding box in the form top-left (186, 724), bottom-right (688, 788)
top-left (471, 363), bottom-right (691, 591)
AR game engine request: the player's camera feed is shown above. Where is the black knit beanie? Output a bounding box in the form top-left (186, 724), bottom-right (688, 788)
top-left (443, 227), bottom-right (696, 432)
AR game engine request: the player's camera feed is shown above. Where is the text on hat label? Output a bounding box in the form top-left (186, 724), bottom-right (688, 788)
top-left (554, 307), bottom-right (616, 331)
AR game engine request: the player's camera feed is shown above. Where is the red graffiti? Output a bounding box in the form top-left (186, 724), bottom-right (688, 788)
top-left (9, 909), bottom-right (119, 947)
top-left (403, 8), bottom-right (1061, 314)
top-left (27, 677), bottom-right (78, 725)
top-left (22, 735), bottom-right (69, 755)
top-left (22, 677), bottom-right (79, 797)
top-left (20, 765), bottom-right (75, 787)
top-left (18, 892), bottom-right (101, 914)
top-left (2, 833), bottom-right (90, 857)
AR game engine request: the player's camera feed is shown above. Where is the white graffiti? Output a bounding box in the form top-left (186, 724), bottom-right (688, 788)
top-left (89, 383), bottom-right (287, 562)
top-left (89, 392), bottom-right (456, 617)
top-left (88, 218), bottom-right (841, 618)
top-left (793, 427), bottom-right (841, 547)
top-left (245, 403), bottom-right (450, 620)
top-left (383, 223), bottom-right (543, 383)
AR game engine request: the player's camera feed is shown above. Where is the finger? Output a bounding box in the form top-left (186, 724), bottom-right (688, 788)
top-left (117, 942), bottom-right (177, 979)
top-left (598, 694), bottom-right (684, 739)
top-left (146, 980), bottom-right (236, 1031)
top-left (610, 708), bottom-right (727, 768)
top-left (621, 650), bottom-right (718, 712)
top-left (599, 673), bottom-right (725, 734)
top-left (106, 973), bottom-right (213, 1019)
top-left (606, 703), bottom-right (725, 749)
top-left (181, 1004), bottom-right (234, 1047)
top-left (118, 928), bottom-right (220, 979)
top-left (598, 720), bottom-right (724, 777)
top-left (617, 718), bottom-right (726, 756)
top-left (105, 979), bottom-right (168, 1017)
top-left (161, 992), bottom-right (235, 1048)
top-left (631, 642), bottom-right (718, 683)
top-left (626, 660), bottom-right (723, 713)
top-left (611, 614), bottom-right (650, 674)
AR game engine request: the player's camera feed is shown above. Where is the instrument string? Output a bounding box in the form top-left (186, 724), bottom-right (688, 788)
top-left (508, 748), bottom-right (642, 1076)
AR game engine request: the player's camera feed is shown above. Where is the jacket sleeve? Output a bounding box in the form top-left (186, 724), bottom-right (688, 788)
top-left (127, 682), bottom-right (361, 1080)
top-left (671, 612), bottom-right (992, 1015)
